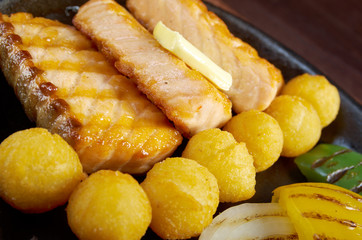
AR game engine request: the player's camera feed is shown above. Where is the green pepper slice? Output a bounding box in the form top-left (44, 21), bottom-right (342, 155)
top-left (295, 144), bottom-right (362, 194)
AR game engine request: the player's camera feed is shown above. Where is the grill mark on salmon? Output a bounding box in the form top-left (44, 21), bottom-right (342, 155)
top-left (26, 47), bottom-right (118, 74)
top-left (0, 12), bottom-right (182, 174)
top-left (127, 0), bottom-right (284, 113)
top-left (73, 0), bottom-right (232, 138)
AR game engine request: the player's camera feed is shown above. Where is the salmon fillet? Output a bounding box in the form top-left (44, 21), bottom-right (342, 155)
top-left (126, 0), bottom-right (284, 113)
top-left (73, 0), bottom-right (232, 138)
top-left (0, 12), bottom-right (182, 174)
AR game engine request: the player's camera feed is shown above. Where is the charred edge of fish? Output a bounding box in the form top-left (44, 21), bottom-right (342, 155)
top-left (49, 98), bottom-right (70, 115)
top-left (15, 49), bottom-right (33, 63)
top-left (15, 65), bottom-right (43, 93)
top-left (0, 34), bottom-right (26, 75)
top-left (6, 33), bottom-right (22, 45)
top-left (289, 184), bottom-right (362, 203)
top-left (311, 149), bottom-right (351, 169)
top-left (302, 211), bottom-right (358, 228)
top-left (67, 117), bottom-right (82, 142)
top-left (50, 116), bottom-right (82, 148)
top-left (5, 33), bottom-right (41, 95)
top-left (12, 51), bottom-right (38, 84)
top-left (39, 82), bottom-right (58, 96)
top-left (289, 193), bottom-right (361, 211)
top-left (61, 117), bottom-right (82, 147)
top-left (12, 63), bottom-right (43, 122)
top-left (0, 22), bottom-right (14, 36)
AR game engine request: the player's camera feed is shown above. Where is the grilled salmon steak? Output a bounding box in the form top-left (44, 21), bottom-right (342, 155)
top-left (73, 0), bottom-right (232, 138)
top-left (127, 0), bottom-right (284, 113)
top-left (0, 12), bottom-right (182, 174)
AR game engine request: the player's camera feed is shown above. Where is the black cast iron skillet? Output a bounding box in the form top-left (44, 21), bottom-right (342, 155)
top-left (0, 0), bottom-right (361, 239)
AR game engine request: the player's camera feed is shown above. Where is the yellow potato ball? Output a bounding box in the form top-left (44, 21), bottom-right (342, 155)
top-left (141, 157), bottom-right (219, 239)
top-left (182, 128), bottom-right (256, 202)
top-left (67, 170), bottom-right (151, 240)
top-left (223, 110), bottom-right (283, 172)
top-left (0, 128), bottom-right (84, 213)
top-left (282, 73), bottom-right (340, 127)
top-left (265, 95), bottom-right (321, 157)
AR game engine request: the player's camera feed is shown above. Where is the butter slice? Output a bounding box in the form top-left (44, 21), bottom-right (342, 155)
top-left (153, 21), bottom-right (232, 91)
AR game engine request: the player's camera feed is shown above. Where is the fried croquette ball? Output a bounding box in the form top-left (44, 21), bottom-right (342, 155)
top-left (67, 170), bottom-right (151, 240)
top-left (282, 73), bottom-right (340, 127)
top-left (0, 128), bottom-right (84, 213)
top-left (265, 95), bottom-right (321, 157)
top-left (182, 128), bottom-right (256, 202)
top-left (223, 110), bottom-right (283, 172)
top-left (141, 157), bottom-right (219, 239)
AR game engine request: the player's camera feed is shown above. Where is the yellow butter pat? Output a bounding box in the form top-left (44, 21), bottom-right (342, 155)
top-left (153, 21), bottom-right (232, 91)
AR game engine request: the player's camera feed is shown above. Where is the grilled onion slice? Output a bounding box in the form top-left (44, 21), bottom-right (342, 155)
top-left (199, 203), bottom-right (297, 240)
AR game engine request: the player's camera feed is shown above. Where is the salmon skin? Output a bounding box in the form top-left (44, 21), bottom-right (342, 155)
top-left (0, 12), bottom-right (182, 174)
top-left (127, 0), bottom-right (284, 113)
top-left (73, 0), bottom-right (232, 138)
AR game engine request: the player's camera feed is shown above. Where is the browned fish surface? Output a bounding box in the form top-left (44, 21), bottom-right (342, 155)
top-left (73, 0), bottom-right (232, 138)
top-left (127, 0), bottom-right (284, 113)
top-left (0, 12), bottom-right (182, 174)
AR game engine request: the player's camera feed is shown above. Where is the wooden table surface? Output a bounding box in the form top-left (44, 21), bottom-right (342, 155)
top-left (206, 0), bottom-right (362, 106)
